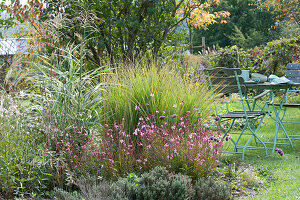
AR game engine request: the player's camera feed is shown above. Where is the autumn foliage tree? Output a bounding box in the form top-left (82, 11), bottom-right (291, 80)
top-left (251, 0), bottom-right (300, 26)
top-left (192, 0), bottom-right (281, 49)
top-left (2, 0), bottom-right (229, 65)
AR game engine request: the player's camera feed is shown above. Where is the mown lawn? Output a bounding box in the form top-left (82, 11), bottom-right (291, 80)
top-left (222, 107), bottom-right (300, 200)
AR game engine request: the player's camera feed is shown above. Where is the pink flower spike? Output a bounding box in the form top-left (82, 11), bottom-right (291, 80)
top-left (150, 93), bottom-right (154, 97)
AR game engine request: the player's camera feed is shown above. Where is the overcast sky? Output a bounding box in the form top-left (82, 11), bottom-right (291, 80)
top-left (5, 0), bottom-right (28, 5)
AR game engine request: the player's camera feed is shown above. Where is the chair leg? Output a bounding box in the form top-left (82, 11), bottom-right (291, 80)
top-left (218, 115), bottom-right (268, 159)
top-left (254, 115), bottom-right (268, 155)
top-left (235, 123), bottom-right (248, 152)
top-left (272, 119), bottom-right (279, 153)
top-left (279, 107), bottom-right (293, 147)
top-left (272, 105), bottom-right (293, 152)
top-left (249, 118), bottom-right (259, 146)
top-left (243, 115), bottom-right (268, 160)
top-left (242, 135), bottom-right (254, 160)
top-left (219, 119), bottom-right (239, 152)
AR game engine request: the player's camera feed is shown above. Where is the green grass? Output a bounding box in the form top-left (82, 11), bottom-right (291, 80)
top-left (221, 107), bottom-right (300, 200)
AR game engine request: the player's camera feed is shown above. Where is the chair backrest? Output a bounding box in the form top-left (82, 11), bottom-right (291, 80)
top-left (205, 67), bottom-right (246, 94)
top-left (286, 63), bottom-right (300, 83)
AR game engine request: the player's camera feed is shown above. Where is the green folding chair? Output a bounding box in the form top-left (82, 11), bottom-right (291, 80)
top-left (205, 67), bottom-right (268, 160)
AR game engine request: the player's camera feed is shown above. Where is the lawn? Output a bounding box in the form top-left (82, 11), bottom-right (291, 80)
top-left (222, 107), bottom-right (300, 200)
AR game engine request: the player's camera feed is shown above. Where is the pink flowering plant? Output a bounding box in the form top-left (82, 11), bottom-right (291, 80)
top-left (98, 109), bottom-right (224, 180)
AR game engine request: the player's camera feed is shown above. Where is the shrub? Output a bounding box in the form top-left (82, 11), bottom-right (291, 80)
top-left (209, 45), bottom-right (254, 70)
top-left (114, 166), bottom-right (194, 200)
top-left (256, 37), bottom-right (300, 75)
top-left (53, 175), bottom-right (115, 200)
top-left (209, 36), bottom-right (300, 76)
top-left (194, 177), bottom-right (230, 200)
top-left (97, 110), bottom-right (223, 180)
top-left (53, 167), bottom-right (231, 200)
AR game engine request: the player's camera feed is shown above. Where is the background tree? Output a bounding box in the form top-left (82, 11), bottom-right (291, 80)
top-left (192, 0), bottom-right (279, 49)
top-left (2, 0), bottom-right (230, 66)
top-left (251, 0), bottom-right (300, 26)
top-left (251, 0), bottom-right (300, 40)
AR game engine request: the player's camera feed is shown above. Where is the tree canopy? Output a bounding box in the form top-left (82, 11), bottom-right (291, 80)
top-left (1, 0), bottom-right (229, 65)
top-left (192, 0), bottom-right (279, 49)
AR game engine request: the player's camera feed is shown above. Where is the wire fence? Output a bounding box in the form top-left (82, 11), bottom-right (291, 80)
top-left (0, 38), bottom-right (30, 85)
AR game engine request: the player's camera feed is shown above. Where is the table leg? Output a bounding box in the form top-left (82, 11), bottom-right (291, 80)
top-left (271, 89), bottom-right (293, 152)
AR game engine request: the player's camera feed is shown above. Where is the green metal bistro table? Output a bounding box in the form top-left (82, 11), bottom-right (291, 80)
top-left (244, 82), bottom-right (300, 152)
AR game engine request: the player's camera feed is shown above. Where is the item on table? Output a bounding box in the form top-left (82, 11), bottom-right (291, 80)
top-left (251, 73), bottom-right (268, 83)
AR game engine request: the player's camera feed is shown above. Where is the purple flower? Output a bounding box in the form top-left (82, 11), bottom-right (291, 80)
top-left (172, 114), bottom-right (177, 118)
top-left (141, 125), bottom-right (146, 132)
top-left (210, 136), bottom-right (215, 141)
top-left (135, 106), bottom-right (140, 111)
top-left (275, 148), bottom-right (284, 156)
top-left (180, 101), bottom-right (184, 106)
top-left (150, 93), bottom-right (154, 97)
top-left (159, 116), bottom-right (165, 120)
top-left (215, 116), bottom-right (220, 121)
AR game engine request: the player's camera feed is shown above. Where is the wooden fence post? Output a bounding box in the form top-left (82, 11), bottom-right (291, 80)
top-left (202, 37), bottom-right (205, 55)
top-left (188, 37), bottom-right (206, 55)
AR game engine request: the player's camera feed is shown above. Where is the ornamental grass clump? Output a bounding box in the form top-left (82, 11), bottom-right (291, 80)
top-left (102, 62), bottom-right (214, 135)
top-left (28, 45), bottom-right (109, 186)
top-left (98, 109), bottom-right (224, 180)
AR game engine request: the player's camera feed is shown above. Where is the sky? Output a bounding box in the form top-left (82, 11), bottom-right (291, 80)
top-left (5, 0), bottom-right (28, 5)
